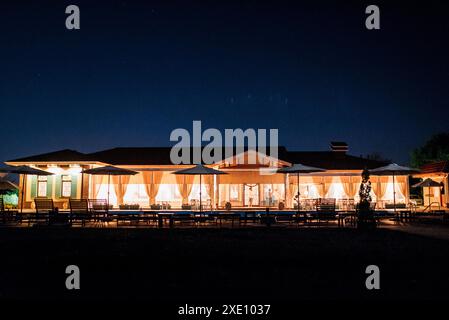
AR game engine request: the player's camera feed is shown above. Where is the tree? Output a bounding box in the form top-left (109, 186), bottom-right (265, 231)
top-left (411, 133), bottom-right (449, 168)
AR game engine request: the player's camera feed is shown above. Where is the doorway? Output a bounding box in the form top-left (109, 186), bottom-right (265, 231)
top-left (244, 184), bottom-right (259, 207)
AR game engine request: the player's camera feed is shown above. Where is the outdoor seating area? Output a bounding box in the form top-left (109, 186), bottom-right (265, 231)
top-left (0, 195), bottom-right (423, 229)
top-left (2, 145), bottom-right (448, 230)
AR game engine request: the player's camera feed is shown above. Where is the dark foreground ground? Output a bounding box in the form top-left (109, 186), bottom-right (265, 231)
top-left (1, 227), bottom-right (449, 314)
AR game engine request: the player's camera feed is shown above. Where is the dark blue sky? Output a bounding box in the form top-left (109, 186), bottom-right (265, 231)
top-left (1, 0), bottom-right (448, 164)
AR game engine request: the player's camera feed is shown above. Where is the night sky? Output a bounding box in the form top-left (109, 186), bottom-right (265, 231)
top-left (1, 0), bottom-right (448, 164)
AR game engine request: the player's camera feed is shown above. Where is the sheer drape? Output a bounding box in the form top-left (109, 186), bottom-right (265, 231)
top-left (143, 171), bottom-right (163, 205)
top-left (311, 176), bottom-right (333, 198)
top-left (372, 176), bottom-right (379, 199)
top-left (289, 182), bottom-right (298, 207)
top-left (341, 176), bottom-right (352, 199)
top-left (379, 176), bottom-right (388, 200)
top-left (204, 175), bottom-right (214, 200)
top-left (151, 172), bottom-right (163, 204)
top-left (312, 176), bottom-right (323, 198)
top-left (323, 177), bottom-right (332, 198)
top-left (142, 172), bottom-right (152, 204)
top-left (112, 175), bottom-right (131, 205)
top-left (92, 175), bottom-right (104, 198)
top-left (175, 174), bottom-right (194, 204)
top-left (352, 176), bottom-right (362, 198)
top-left (397, 175), bottom-right (407, 198)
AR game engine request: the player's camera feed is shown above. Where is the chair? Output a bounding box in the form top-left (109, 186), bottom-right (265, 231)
top-left (385, 203), bottom-right (406, 209)
top-left (69, 199), bottom-right (91, 226)
top-left (34, 198), bottom-right (69, 225)
top-left (211, 213), bottom-right (241, 227)
top-left (313, 198), bottom-right (337, 223)
top-left (0, 197), bottom-right (17, 225)
top-left (173, 213), bottom-right (196, 227)
top-left (31, 198), bottom-right (52, 225)
top-left (240, 212), bottom-right (260, 225)
top-left (88, 199), bottom-right (113, 225)
top-left (275, 212), bottom-right (296, 225)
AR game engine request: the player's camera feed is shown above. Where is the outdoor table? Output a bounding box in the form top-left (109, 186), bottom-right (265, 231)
top-left (110, 211), bottom-right (143, 225)
top-left (157, 212), bottom-right (175, 228)
top-left (209, 213), bottom-right (240, 227)
top-left (337, 212), bottom-right (356, 227)
top-left (399, 210), bottom-right (413, 221)
top-left (241, 212), bottom-right (260, 225)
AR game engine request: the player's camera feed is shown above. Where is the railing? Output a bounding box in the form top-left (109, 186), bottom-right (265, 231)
top-left (423, 201), bottom-right (441, 212)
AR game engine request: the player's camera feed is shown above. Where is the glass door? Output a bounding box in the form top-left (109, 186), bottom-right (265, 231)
top-left (244, 184), bottom-right (259, 207)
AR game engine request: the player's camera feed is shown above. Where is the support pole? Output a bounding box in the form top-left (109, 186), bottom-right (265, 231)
top-left (20, 174), bottom-right (26, 214)
top-left (199, 174), bottom-right (202, 213)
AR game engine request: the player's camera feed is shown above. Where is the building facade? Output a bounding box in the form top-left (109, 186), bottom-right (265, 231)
top-left (5, 143), bottom-right (411, 210)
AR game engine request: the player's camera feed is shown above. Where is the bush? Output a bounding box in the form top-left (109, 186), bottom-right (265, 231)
top-left (1, 191), bottom-right (18, 208)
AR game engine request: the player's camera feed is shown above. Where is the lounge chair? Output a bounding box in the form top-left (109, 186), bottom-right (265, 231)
top-left (34, 198), bottom-right (69, 226)
top-left (312, 198), bottom-right (337, 223)
top-left (88, 199), bottom-right (113, 225)
top-left (69, 199), bottom-right (91, 226)
top-left (0, 197), bottom-right (18, 225)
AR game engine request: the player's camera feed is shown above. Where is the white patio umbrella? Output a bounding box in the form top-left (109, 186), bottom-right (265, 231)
top-left (370, 163), bottom-right (420, 215)
top-left (173, 164), bottom-right (226, 213)
top-left (278, 164), bottom-right (326, 212)
top-left (412, 178), bottom-right (441, 208)
top-left (0, 165), bottom-right (54, 213)
top-left (82, 166), bottom-right (138, 207)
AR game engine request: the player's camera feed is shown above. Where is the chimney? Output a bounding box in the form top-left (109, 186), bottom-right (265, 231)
top-left (330, 141), bottom-right (348, 153)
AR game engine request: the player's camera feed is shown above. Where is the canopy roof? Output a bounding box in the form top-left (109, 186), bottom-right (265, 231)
top-left (370, 163), bottom-right (420, 175)
top-left (173, 164), bottom-right (226, 175)
top-left (412, 178), bottom-right (441, 188)
top-left (0, 165), bottom-right (53, 176)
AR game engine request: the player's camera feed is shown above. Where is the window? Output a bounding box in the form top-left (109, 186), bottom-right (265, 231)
top-left (124, 184), bottom-right (150, 206)
top-left (61, 175), bottom-right (72, 197)
top-left (37, 176), bottom-right (48, 197)
top-left (229, 184), bottom-right (240, 201)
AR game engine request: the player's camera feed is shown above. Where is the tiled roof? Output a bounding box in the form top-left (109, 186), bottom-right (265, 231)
top-left (6, 149), bottom-right (94, 163)
top-left (283, 151), bottom-right (386, 170)
top-left (6, 147), bottom-right (388, 170)
top-left (419, 161), bottom-right (449, 174)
